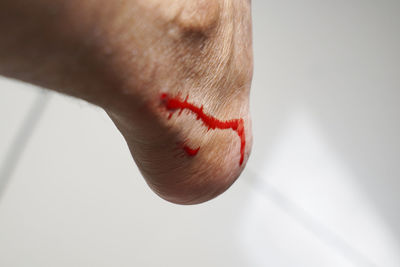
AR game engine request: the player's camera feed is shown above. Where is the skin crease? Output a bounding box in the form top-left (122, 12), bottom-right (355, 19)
top-left (0, 0), bottom-right (253, 204)
top-left (160, 92), bottom-right (246, 166)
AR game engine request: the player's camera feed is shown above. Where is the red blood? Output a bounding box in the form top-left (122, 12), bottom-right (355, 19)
top-left (160, 93), bottom-right (246, 165)
top-left (183, 145), bottom-right (200, 156)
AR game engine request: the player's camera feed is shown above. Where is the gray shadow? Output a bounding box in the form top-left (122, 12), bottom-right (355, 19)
top-left (251, 0), bottom-right (400, 248)
top-left (0, 90), bottom-right (50, 201)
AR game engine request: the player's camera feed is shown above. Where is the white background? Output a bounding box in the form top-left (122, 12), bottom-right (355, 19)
top-left (0, 1), bottom-right (399, 266)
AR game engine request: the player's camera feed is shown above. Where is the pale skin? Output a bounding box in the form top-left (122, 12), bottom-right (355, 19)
top-left (0, 0), bottom-right (253, 204)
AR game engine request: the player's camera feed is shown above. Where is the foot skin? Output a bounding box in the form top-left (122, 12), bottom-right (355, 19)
top-left (106, 0), bottom-right (253, 204)
top-left (0, 0), bottom-right (253, 204)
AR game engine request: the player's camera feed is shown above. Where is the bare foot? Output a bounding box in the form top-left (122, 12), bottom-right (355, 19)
top-left (0, 0), bottom-right (253, 204)
top-left (106, 0), bottom-right (253, 204)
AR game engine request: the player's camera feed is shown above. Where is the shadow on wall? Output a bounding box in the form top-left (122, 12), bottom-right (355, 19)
top-left (251, 0), bottom-right (400, 245)
top-left (0, 91), bottom-right (50, 202)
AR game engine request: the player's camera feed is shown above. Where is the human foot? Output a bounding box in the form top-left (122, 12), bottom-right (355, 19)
top-left (0, 0), bottom-right (253, 204)
top-left (106, 0), bottom-right (253, 204)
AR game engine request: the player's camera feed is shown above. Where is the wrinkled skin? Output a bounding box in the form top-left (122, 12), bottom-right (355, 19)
top-left (0, 0), bottom-right (253, 204)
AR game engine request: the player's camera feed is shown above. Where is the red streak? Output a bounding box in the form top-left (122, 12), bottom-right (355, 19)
top-left (160, 93), bottom-right (246, 166)
top-left (183, 145), bottom-right (200, 156)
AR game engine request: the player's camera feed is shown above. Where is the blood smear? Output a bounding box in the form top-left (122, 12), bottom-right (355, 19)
top-left (161, 93), bottom-right (245, 165)
top-left (183, 145), bottom-right (200, 156)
